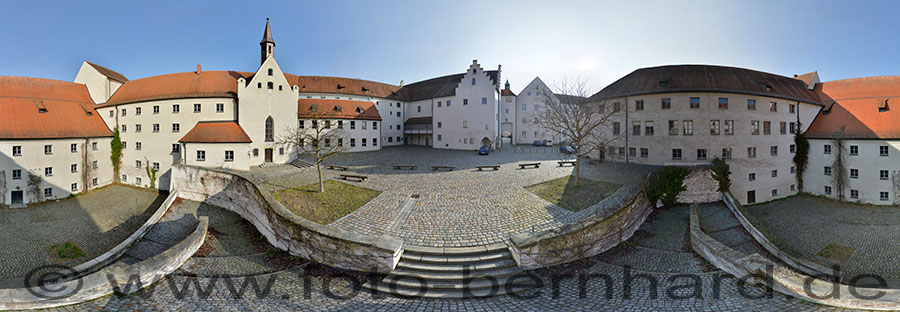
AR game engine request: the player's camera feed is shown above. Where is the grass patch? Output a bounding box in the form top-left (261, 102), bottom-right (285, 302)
top-left (47, 241), bottom-right (86, 260)
top-left (272, 180), bottom-right (380, 225)
top-left (525, 176), bottom-right (621, 212)
top-left (816, 243), bottom-right (855, 263)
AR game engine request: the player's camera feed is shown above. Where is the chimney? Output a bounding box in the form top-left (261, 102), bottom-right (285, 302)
top-left (196, 64), bottom-right (202, 75)
top-left (399, 80), bottom-right (404, 87)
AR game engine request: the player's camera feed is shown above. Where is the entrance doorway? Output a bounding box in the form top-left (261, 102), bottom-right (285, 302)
top-left (746, 190), bottom-right (756, 204)
top-left (264, 148), bottom-right (273, 163)
top-left (11, 190), bottom-right (23, 205)
top-left (481, 137), bottom-right (491, 147)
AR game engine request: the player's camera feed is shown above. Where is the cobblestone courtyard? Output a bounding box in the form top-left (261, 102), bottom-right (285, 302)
top-left (0, 185), bottom-right (164, 283)
top-left (743, 194), bottom-right (900, 282)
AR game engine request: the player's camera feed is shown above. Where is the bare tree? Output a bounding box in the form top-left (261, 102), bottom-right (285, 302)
top-left (535, 77), bottom-right (618, 185)
top-left (277, 108), bottom-right (348, 193)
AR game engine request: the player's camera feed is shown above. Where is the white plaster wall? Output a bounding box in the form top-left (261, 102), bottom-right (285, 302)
top-left (100, 97), bottom-right (235, 190)
top-left (182, 143), bottom-right (250, 170)
top-left (431, 62), bottom-right (500, 150)
top-left (514, 78), bottom-right (558, 145)
top-left (73, 62), bottom-right (112, 104)
top-left (598, 92), bottom-right (820, 205)
top-left (804, 139), bottom-right (900, 205)
top-left (500, 93), bottom-right (516, 146)
top-left (297, 118), bottom-right (381, 153)
top-left (298, 93), bottom-right (405, 146)
top-left (237, 57), bottom-right (299, 167)
top-left (0, 137), bottom-right (113, 205)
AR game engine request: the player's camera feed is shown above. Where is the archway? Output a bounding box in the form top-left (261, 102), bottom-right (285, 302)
top-left (481, 137), bottom-right (491, 147)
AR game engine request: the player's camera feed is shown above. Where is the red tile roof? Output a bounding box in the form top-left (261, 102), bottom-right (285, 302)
top-left (806, 76), bottom-right (900, 139)
top-left (103, 71), bottom-right (250, 107)
top-left (501, 89), bottom-right (516, 96)
top-left (404, 117), bottom-right (433, 125)
top-left (297, 99), bottom-right (381, 120)
top-left (0, 76), bottom-right (113, 139)
top-left (179, 121), bottom-right (252, 143)
top-left (793, 71), bottom-right (818, 88)
top-left (286, 75), bottom-right (401, 99)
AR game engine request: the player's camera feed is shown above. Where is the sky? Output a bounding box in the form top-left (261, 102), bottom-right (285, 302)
top-left (2, 0), bottom-right (900, 95)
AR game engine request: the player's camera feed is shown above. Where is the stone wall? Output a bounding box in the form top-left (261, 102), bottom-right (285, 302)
top-left (677, 168), bottom-right (721, 203)
top-left (0, 217), bottom-right (207, 310)
top-left (690, 204), bottom-right (900, 311)
top-left (171, 165), bottom-right (403, 273)
top-left (508, 182), bottom-right (653, 269)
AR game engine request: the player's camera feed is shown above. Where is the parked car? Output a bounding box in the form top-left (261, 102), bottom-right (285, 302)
top-left (543, 139), bottom-right (553, 146)
top-left (478, 146), bottom-right (491, 155)
top-left (559, 145), bottom-right (576, 154)
top-left (533, 140), bottom-right (544, 146)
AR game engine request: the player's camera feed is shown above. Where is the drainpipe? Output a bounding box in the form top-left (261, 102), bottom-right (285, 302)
top-left (624, 96), bottom-right (629, 164)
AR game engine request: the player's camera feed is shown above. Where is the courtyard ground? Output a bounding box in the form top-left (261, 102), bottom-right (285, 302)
top-left (742, 194), bottom-right (900, 283)
top-left (0, 185), bottom-right (164, 283)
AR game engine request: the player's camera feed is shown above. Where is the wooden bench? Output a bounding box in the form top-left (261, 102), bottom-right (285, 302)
top-left (519, 163), bottom-right (541, 169)
top-left (476, 165), bottom-right (501, 171)
top-left (394, 165), bottom-right (417, 170)
top-left (558, 161), bottom-right (577, 167)
top-left (327, 165), bottom-right (348, 171)
top-left (431, 166), bottom-right (456, 171)
top-left (340, 174), bottom-right (368, 182)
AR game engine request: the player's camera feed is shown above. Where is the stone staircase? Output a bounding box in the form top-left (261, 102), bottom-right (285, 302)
top-left (290, 157), bottom-right (314, 169)
top-left (365, 243), bottom-right (540, 298)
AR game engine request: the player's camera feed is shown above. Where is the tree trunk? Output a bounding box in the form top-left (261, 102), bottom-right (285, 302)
top-left (574, 155), bottom-right (581, 185)
top-left (317, 162), bottom-right (325, 193)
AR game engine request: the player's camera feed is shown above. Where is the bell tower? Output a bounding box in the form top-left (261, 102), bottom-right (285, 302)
top-left (260, 18), bottom-right (275, 65)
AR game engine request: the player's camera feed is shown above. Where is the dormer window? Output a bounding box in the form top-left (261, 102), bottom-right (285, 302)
top-left (39, 108), bottom-right (47, 113)
top-left (658, 80), bottom-right (667, 87)
top-left (356, 107), bottom-right (364, 113)
top-left (268, 68), bottom-right (273, 76)
top-left (361, 87), bottom-right (370, 92)
top-left (309, 104), bottom-right (318, 112)
top-left (334, 105), bottom-right (342, 112)
top-left (760, 83), bottom-right (772, 92)
top-left (337, 84), bottom-right (345, 90)
top-left (879, 99), bottom-right (889, 112)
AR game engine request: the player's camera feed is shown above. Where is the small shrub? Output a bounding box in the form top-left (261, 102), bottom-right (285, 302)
top-left (710, 157), bottom-right (731, 192)
top-left (50, 241), bottom-right (86, 259)
top-left (646, 166), bottom-right (689, 207)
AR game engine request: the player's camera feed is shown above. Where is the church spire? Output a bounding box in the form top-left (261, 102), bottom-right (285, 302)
top-left (504, 80), bottom-right (511, 90)
top-left (260, 18), bottom-right (275, 65)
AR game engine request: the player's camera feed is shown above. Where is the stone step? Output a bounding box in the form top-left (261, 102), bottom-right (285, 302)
top-left (396, 259), bottom-right (516, 273)
top-left (402, 242), bottom-right (508, 256)
top-left (388, 265), bottom-right (522, 281)
top-left (363, 277), bottom-right (540, 299)
top-left (402, 250), bottom-right (511, 264)
top-left (378, 272), bottom-right (542, 291)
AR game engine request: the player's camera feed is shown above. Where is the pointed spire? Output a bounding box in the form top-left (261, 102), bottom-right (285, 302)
top-left (260, 17), bottom-right (274, 45)
top-left (504, 80), bottom-right (511, 90)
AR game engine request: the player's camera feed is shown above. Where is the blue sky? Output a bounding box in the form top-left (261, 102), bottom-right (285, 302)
top-left (2, 0), bottom-right (899, 94)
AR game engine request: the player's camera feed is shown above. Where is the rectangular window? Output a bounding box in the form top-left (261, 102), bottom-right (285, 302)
top-left (121, 124), bottom-right (126, 132)
top-left (193, 103), bottom-right (201, 113)
top-left (661, 98), bottom-right (671, 110)
top-left (640, 148), bottom-right (649, 158)
top-left (780, 122), bottom-right (787, 135)
top-left (373, 121), bottom-right (378, 130)
top-left (446, 100), bottom-right (451, 106)
top-left (851, 189), bottom-right (859, 199)
top-left (45, 167), bottom-right (53, 177)
top-left (216, 103), bottom-right (224, 113)
top-left (618, 147), bottom-right (625, 156)
top-left (689, 97), bottom-right (700, 109)
top-left (790, 144), bottom-right (796, 153)
top-left (770, 146), bottom-right (778, 156)
top-left (772, 170), bottom-right (778, 178)
top-left (463, 121), bottom-right (468, 128)
top-left (881, 170), bottom-right (889, 180)
top-left (825, 186), bottom-right (832, 195)
top-left (12, 169), bottom-right (22, 180)
top-left (350, 138), bottom-right (356, 147)
top-left (697, 149), bottom-right (707, 160)
top-left (880, 146), bottom-right (889, 156)
top-left (668, 120), bottom-right (678, 135)
top-left (747, 99), bottom-right (756, 110)
top-left (710, 120), bottom-right (720, 135)
top-left (136, 177), bottom-right (142, 185)
top-left (121, 108), bottom-right (126, 116)
top-left (196, 150), bottom-right (206, 161)
top-left (749, 173), bottom-right (756, 181)
top-left (613, 122), bottom-right (620, 136)
top-left (70, 183), bottom-right (78, 192)
top-left (769, 102), bottom-right (777, 112)
top-left (682, 120), bottom-right (693, 135)
top-left (12, 145), bottom-right (21, 156)
top-left (373, 138), bottom-right (378, 146)
top-left (824, 166), bottom-right (832, 176)
top-left (135, 107), bottom-right (141, 115)
top-left (482, 97), bottom-right (487, 104)
top-left (632, 121), bottom-right (641, 136)
top-left (153, 162), bottom-right (159, 170)
top-left (751, 121), bottom-right (760, 135)
top-left (350, 121), bottom-right (356, 129)
top-left (672, 148), bottom-right (682, 160)
top-left (635, 100), bottom-right (644, 111)
top-left (791, 166), bottom-right (795, 173)
top-left (44, 188), bottom-right (53, 197)
top-left (172, 123), bottom-right (180, 133)
top-left (109, 110), bottom-right (114, 117)
top-left (613, 102), bottom-right (621, 112)
top-left (463, 99), bottom-right (468, 105)
top-left (153, 105), bottom-right (159, 114)
top-left (748, 147), bottom-right (757, 158)
top-left (92, 178), bottom-right (98, 186)
top-left (362, 138), bottom-right (367, 147)
top-left (225, 150), bottom-right (234, 162)
top-left (824, 144), bottom-right (832, 154)
top-left (70, 143), bottom-right (78, 153)
top-left (136, 160), bottom-right (142, 168)
top-left (299, 120), bottom-right (304, 129)
top-left (92, 142), bottom-right (98, 150)
top-left (172, 144), bottom-right (180, 153)
top-left (644, 121), bottom-right (654, 136)
top-left (628, 147), bottom-right (636, 157)
top-left (772, 189), bottom-right (778, 197)
top-left (92, 160), bottom-right (98, 169)
top-left (173, 104), bottom-right (180, 113)
top-left (722, 148), bottom-right (732, 159)
top-left (521, 104), bottom-right (527, 111)
top-left (881, 192), bottom-right (890, 201)
top-left (724, 120), bottom-right (734, 135)
top-left (790, 104), bottom-right (796, 114)
top-left (763, 121), bottom-right (771, 135)
top-left (718, 98), bottom-right (728, 109)
top-left (850, 168), bottom-right (858, 179)
top-left (437, 135), bottom-right (442, 141)
top-left (135, 124), bottom-right (142, 133)
top-left (153, 124), bottom-right (160, 133)
top-left (44, 144), bottom-right (52, 155)
top-left (790, 122), bottom-right (797, 134)
top-left (71, 164), bottom-right (77, 173)
top-left (850, 145), bottom-right (858, 155)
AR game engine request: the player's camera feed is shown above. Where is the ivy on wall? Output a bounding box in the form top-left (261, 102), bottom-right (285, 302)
top-left (793, 122), bottom-right (809, 191)
top-left (711, 157), bottom-right (731, 193)
top-left (110, 128), bottom-right (123, 183)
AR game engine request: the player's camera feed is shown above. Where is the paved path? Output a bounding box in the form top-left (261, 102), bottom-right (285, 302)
top-left (743, 194), bottom-right (900, 281)
top-left (0, 185), bottom-right (164, 281)
top-left (249, 146), bottom-right (655, 247)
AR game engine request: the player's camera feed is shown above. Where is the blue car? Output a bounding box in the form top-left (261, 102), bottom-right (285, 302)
top-left (478, 146), bottom-right (490, 155)
top-left (559, 145), bottom-right (576, 154)
top-left (533, 140), bottom-right (544, 146)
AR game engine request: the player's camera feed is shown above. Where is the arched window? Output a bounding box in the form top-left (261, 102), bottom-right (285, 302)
top-left (265, 116), bottom-right (274, 142)
top-left (257, 82), bottom-right (262, 88)
top-left (268, 68), bottom-right (273, 76)
top-left (471, 78), bottom-right (476, 85)
top-left (267, 82), bottom-right (274, 89)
